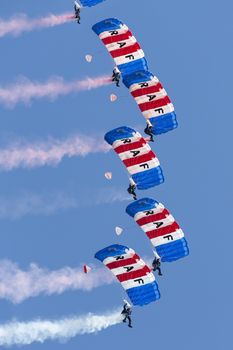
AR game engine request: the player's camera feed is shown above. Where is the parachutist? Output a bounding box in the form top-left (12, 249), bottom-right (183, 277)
top-left (74, 1), bottom-right (81, 24)
top-left (152, 257), bottom-right (162, 276)
top-left (121, 302), bottom-right (132, 328)
top-left (127, 183), bottom-right (137, 200)
top-left (144, 121), bottom-right (154, 142)
top-left (112, 67), bottom-right (121, 87)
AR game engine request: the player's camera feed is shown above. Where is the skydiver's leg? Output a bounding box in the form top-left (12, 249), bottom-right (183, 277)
top-left (122, 314), bottom-right (127, 322)
top-left (128, 316), bottom-right (132, 328)
top-left (157, 267), bottom-right (162, 276)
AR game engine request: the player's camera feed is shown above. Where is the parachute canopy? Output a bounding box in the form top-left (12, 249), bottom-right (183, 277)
top-left (92, 18), bottom-right (148, 78)
top-left (123, 71), bottom-right (178, 135)
top-left (78, 0), bottom-right (106, 7)
top-left (126, 198), bottom-right (189, 262)
top-left (104, 126), bottom-right (164, 190)
top-left (95, 244), bottom-right (160, 306)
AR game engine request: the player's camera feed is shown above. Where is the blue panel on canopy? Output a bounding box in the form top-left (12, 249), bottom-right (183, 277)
top-left (95, 244), bottom-right (128, 262)
top-left (118, 60), bottom-right (148, 78)
top-left (126, 198), bottom-right (159, 217)
top-left (79, 0), bottom-right (106, 7)
top-left (104, 126), bottom-right (136, 145)
top-left (132, 168), bottom-right (164, 190)
top-left (123, 70), bottom-right (155, 88)
top-left (92, 18), bottom-right (123, 35)
top-left (150, 113), bottom-right (178, 135)
top-left (127, 283), bottom-right (160, 306)
top-left (156, 239), bottom-right (189, 262)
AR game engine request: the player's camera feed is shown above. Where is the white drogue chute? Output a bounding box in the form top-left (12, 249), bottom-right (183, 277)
top-left (115, 226), bottom-right (123, 236)
top-left (110, 93), bottom-right (117, 102)
top-left (85, 54), bottom-right (93, 62)
top-left (104, 172), bottom-right (112, 180)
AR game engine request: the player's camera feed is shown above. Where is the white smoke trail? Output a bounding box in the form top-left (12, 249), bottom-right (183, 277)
top-left (0, 189), bottom-right (130, 220)
top-left (0, 75), bottom-right (112, 107)
top-left (0, 13), bottom-right (75, 38)
top-left (0, 134), bottom-right (110, 171)
top-left (0, 260), bottom-right (115, 304)
top-left (0, 309), bottom-right (122, 346)
top-left (0, 192), bottom-right (77, 220)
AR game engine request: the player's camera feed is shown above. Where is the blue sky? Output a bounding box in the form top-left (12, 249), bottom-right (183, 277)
top-left (0, 0), bottom-right (232, 348)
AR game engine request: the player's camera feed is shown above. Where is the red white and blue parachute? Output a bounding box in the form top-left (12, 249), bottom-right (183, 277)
top-left (92, 18), bottom-right (148, 77)
top-left (77, 0), bottom-right (106, 7)
top-left (95, 244), bottom-right (160, 306)
top-left (104, 126), bottom-right (164, 190)
top-left (92, 18), bottom-right (178, 135)
top-left (123, 71), bottom-right (177, 135)
top-left (126, 198), bottom-right (189, 262)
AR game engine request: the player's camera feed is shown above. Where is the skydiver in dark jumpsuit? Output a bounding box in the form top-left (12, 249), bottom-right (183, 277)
top-left (127, 183), bottom-right (137, 200)
top-left (121, 303), bottom-right (133, 328)
top-left (152, 257), bottom-right (163, 276)
top-left (112, 68), bottom-right (121, 87)
top-left (74, 3), bottom-right (81, 24)
top-left (144, 120), bottom-right (154, 142)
